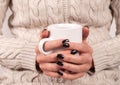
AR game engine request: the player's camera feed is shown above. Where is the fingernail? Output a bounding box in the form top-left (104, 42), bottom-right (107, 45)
top-left (62, 39), bottom-right (69, 43)
top-left (56, 61), bottom-right (63, 66)
top-left (71, 49), bottom-right (78, 55)
top-left (57, 54), bottom-right (64, 59)
top-left (57, 71), bottom-right (63, 76)
top-left (62, 43), bottom-right (70, 48)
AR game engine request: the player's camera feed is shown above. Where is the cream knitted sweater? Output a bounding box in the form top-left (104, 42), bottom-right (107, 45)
top-left (0, 0), bottom-right (120, 85)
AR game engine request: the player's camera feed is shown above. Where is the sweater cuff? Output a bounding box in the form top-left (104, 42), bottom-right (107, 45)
top-left (91, 42), bottom-right (111, 72)
top-left (19, 42), bottom-right (38, 71)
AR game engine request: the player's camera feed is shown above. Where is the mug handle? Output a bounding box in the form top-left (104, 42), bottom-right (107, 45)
top-left (39, 38), bottom-right (53, 55)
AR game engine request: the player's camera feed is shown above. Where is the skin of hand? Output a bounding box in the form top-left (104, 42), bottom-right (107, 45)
top-left (35, 27), bottom-right (93, 80)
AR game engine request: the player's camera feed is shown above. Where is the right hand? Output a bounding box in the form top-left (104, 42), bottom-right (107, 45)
top-left (35, 29), bottom-right (66, 78)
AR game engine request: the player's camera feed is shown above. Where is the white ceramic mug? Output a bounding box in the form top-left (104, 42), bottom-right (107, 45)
top-left (39, 23), bottom-right (83, 54)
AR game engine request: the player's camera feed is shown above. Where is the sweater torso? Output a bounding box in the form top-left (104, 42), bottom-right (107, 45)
top-left (9, 0), bottom-right (113, 45)
top-left (9, 0), bottom-right (112, 29)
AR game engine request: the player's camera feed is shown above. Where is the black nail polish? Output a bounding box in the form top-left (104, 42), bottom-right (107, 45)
top-left (62, 43), bottom-right (70, 48)
top-left (56, 61), bottom-right (63, 66)
top-left (57, 71), bottom-right (63, 76)
top-left (62, 39), bottom-right (69, 44)
top-left (57, 54), bottom-right (64, 59)
top-left (71, 49), bottom-right (78, 55)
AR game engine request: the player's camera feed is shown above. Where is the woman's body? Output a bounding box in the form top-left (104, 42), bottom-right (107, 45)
top-left (0, 0), bottom-right (120, 85)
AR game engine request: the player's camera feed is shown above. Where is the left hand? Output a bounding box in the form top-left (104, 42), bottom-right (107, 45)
top-left (54, 27), bottom-right (93, 80)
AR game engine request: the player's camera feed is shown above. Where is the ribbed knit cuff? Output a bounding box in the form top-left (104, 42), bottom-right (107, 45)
top-left (19, 42), bottom-right (38, 71)
top-left (92, 42), bottom-right (111, 72)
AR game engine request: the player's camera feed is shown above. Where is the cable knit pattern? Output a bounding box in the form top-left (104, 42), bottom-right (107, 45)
top-left (0, 0), bottom-right (120, 85)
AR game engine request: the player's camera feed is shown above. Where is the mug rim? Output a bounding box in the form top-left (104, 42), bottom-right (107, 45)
top-left (47, 23), bottom-right (83, 30)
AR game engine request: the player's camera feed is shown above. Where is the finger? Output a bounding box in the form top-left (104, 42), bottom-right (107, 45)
top-left (61, 71), bottom-right (86, 80)
top-left (36, 54), bottom-right (57, 63)
top-left (66, 42), bottom-right (90, 53)
top-left (44, 39), bottom-right (91, 53)
top-left (82, 26), bottom-right (89, 42)
top-left (40, 29), bottom-right (50, 39)
top-left (61, 53), bottom-right (91, 64)
top-left (44, 39), bottom-right (63, 51)
top-left (36, 50), bottom-right (70, 63)
top-left (57, 61), bottom-right (90, 73)
top-left (40, 63), bottom-right (60, 72)
top-left (44, 71), bottom-right (61, 78)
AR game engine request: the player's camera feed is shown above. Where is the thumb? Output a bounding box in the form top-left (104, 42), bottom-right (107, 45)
top-left (82, 26), bottom-right (89, 42)
top-left (40, 29), bottom-right (50, 39)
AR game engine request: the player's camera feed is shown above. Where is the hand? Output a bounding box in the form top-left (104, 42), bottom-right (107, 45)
top-left (56, 28), bottom-right (93, 80)
top-left (35, 27), bottom-right (94, 80)
top-left (36, 29), bottom-right (63, 78)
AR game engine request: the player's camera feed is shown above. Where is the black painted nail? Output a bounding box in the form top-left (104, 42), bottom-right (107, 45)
top-left (57, 71), bottom-right (63, 76)
top-left (62, 39), bottom-right (69, 44)
top-left (62, 43), bottom-right (70, 48)
top-left (56, 61), bottom-right (63, 66)
top-left (71, 49), bottom-right (78, 55)
top-left (57, 54), bottom-right (64, 59)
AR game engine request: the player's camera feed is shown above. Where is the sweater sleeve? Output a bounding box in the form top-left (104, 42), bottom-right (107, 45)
top-left (0, 0), bottom-right (37, 71)
top-left (91, 0), bottom-right (120, 72)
